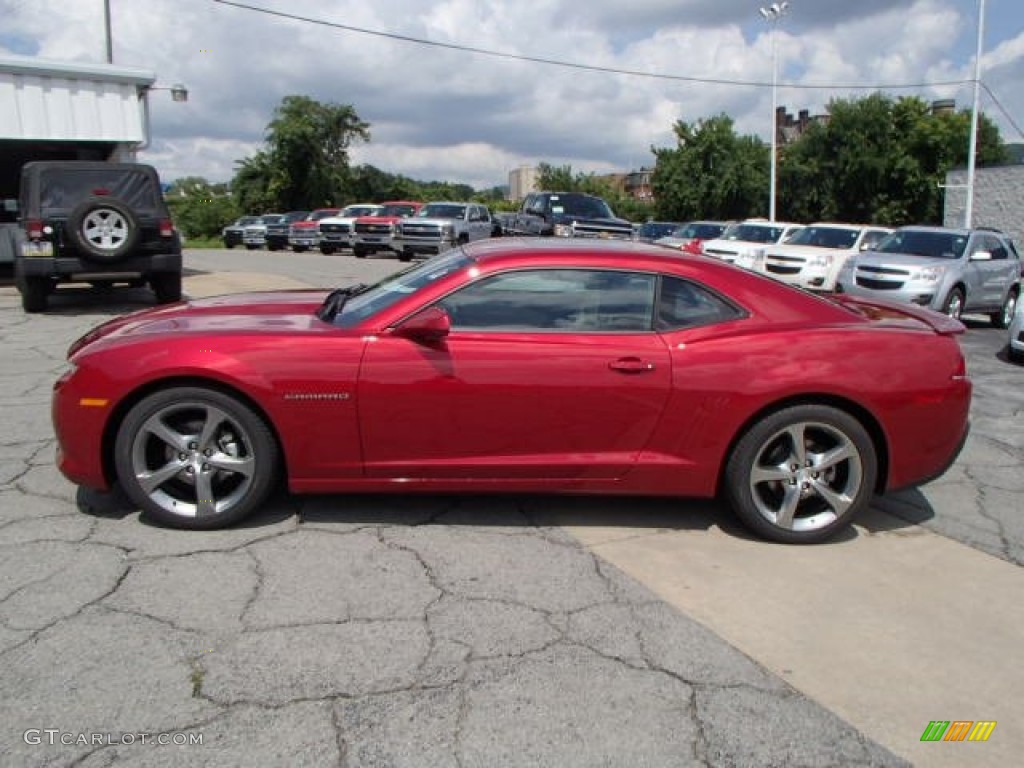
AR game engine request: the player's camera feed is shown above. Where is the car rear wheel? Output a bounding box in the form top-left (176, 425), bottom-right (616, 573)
top-left (991, 289), bottom-right (1017, 329)
top-left (20, 275), bottom-right (51, 313)
top-left (941, 287), bottom-right (965, 320)
top-left (724, 405), bottom-right (877, 544)
top-left (67, 197), bottom-right (140, 263)
top-left (114, 387), bottom-right (278, 530)
top-left (150, 272), bottom-right (182, 304)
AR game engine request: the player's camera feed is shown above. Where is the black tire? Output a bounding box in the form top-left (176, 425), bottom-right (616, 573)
top-left (991, 289), bottom-right (1018, 329)
top-left (151, 272), bottom-right (182, 304)
top-left (20, 276), bottom-right (50, 313)
top-left (723, 404), bottom-right (877, 544)
top-left (267, 244), bottom-right (281, 252)
top-left (114, 387), bottom-right (279, 530)
top-left (941, 287), bottom-right (965, 320)
top-left (353, 246), bottom-right (368, 259)
top-left (293, 245), bottom-right (308, 253)
top-left (320, 246), bottom-right (336, 255)
top-left (67, 197), bottom-right (140, 263)
top-left (399, 248), bottom-right (413, 262)
top-left (246, 244), bottom-right (257, 251)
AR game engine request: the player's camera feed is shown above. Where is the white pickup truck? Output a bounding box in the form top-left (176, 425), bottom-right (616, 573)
top-left (394, 202), bottom-right (493, 259)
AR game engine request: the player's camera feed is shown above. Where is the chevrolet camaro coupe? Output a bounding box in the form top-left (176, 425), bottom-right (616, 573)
top-left (53, 240), bottom-right (971, 543)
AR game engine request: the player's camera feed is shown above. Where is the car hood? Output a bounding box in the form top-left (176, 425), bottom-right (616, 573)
top-left (854, 251), bottom-right (955, 269)
top-left (356, 216), bottom-right (403, 224)
top-left (402, 217), bottom-right (458, 226)
top-left (68, 290), bottom-right (331, 358)
top-left (291, 221), bottom-right (318, 230)
top-left (765, 243), bottom-right (852, 257)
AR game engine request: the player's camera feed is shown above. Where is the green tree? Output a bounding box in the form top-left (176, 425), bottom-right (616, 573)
top-left (165, 176), bottom-right (239, 238)
top-left (232, 95), bottom-right (370, 211)
top-left (779, 94), bottom-right (1006, 225)
top-left (651, 115), bottom-right (768, 221)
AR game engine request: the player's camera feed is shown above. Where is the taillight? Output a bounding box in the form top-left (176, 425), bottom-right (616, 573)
top-left (159, 219), bottom-right (174, 237)
top-left (27, 219), bottom-right (44, 240)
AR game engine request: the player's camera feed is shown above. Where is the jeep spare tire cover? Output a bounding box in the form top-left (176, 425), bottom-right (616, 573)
top-left (67, 197), bottom-right (140, 263)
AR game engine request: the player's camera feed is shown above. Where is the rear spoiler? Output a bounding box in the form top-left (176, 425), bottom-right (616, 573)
top-left (830, 294), bottom-right (966, 336)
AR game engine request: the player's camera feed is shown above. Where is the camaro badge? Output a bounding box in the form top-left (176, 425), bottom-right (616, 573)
top-left (283, 393), bottom-right (350, 401)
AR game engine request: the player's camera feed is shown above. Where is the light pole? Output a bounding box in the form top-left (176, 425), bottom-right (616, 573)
top-left (964, 0), bottom-right (985, 227)
top-left (759, 2), bottom-right (789, 222)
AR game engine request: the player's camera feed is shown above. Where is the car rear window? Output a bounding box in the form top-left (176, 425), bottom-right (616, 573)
top-left (38, 169), bottom-right (161, 214)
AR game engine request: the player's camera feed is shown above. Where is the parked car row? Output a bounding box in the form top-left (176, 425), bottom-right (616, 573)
top-left (658, 218), bottom-right (1020, 328)
top-left (222, 201), bottom-right (500, 262)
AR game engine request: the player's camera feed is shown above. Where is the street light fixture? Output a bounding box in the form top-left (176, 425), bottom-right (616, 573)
top-left (759, 1), bottom-right (790, 222)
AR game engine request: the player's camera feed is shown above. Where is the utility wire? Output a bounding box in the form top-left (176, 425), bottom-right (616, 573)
top-left (980, 82), bottom-right (1024, 139)
top-left (211, 0), bottom-right (975, 91)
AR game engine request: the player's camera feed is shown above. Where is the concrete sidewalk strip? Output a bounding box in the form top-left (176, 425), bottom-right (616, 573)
top-left (184, 272), bottom-right (314, 298)
top-left (567, 505), bottom-right (1023, 768)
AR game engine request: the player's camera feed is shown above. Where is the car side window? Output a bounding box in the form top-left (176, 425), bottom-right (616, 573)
top-left (986, 235), bottom-right (1007, 260)
top-left (656, 276), bottom-right (742, 331)
top-left (439, 269), bottom-right (656, 332)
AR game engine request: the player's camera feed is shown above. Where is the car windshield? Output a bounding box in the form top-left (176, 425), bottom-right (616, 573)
top-left (638, 222), bottom-right (678, 239)
top-left (309, 209), bottom-right (339, 220)
top-left (874, 230), bottom-right (968, 259)
top-left (333, 248), bottom-right (474, 327)
top-left (379, 204), bottom-right (419, 217)
top-left (260, 215), bottom-right (284, 225)
top-left (549, 195), bottom-right (615, 218)
top-left (418, 204), bottom-right (467, 219)
top-left (237, 217), bottom-right (259, 226)
top-left (723, 223), bottom-right (784, 243)
top-left (785, 226), bottom-right (859, 249)
top-left (282, 212), bottom-right (309, 223)
top-left (342, 206), bottom-right (380, 217)
top-left (671, 222), bottom-right (726, 240)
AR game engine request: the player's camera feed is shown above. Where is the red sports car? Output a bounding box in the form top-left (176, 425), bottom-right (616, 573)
top-left (53, 239), bottom-right (971, 543)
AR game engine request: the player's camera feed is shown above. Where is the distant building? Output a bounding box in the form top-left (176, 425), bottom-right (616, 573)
top-left (507, 165), bottom-right (539, 201)
top-left (624, 168), bottom-right (654, 200)
top-left (776, 107), bottom-right (829, 146)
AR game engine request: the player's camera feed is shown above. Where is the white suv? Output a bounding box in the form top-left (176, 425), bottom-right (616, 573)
top-left (317, 204), bottom-right (382, 254)
top-left (758, 223), bottom-right (892, 291)
top-left (703, 219), bottom-right (803, 266)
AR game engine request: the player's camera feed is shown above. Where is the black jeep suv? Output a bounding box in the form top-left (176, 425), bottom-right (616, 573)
top-left (14, 161), bottom-right (183, 312)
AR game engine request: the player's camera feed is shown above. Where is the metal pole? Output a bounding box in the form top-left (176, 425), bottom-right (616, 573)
top-left (103, 0), bottom-right (113, 63)
top-left (769, 22), bottom-right (778, 222)
top-left (964, 0), bottom-right (985, 228)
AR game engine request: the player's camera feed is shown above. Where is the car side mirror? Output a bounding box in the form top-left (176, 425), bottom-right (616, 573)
top-left (393, 305), bottom-right (450, 343)
top-left (970, 250), bottom-right (992, 261)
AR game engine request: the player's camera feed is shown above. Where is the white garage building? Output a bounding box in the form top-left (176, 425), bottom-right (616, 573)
top-left (0, 54), bottom-right (157, 262)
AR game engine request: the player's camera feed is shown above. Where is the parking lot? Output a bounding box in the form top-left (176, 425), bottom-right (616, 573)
top-left (1, 248), bottom-right (1021, 767)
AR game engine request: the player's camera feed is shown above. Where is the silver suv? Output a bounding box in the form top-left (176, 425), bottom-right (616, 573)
top-left (836, 226), bottom-right (1020, 327)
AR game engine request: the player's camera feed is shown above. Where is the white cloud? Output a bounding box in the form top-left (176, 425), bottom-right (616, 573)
top-left (2, 0), bottom-right (1020, 190)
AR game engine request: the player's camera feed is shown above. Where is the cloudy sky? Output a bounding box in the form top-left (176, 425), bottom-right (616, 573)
top-left (2, 0), bottom-right (1022, 190)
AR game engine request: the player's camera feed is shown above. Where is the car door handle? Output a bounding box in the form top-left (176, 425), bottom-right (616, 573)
top-left (608, 357), bottom-right (656, 373)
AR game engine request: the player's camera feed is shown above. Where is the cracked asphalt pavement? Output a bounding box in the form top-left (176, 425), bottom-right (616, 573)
top-left (1, 249), bottom-right (1020, 767)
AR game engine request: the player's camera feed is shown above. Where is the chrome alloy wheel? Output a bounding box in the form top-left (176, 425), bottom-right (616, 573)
top-left (747, 421), bottom-right (864, 533)
top-left (82, 207), bottom-right (130, 252)
top-left (127, 401), bottom-right (257, 519)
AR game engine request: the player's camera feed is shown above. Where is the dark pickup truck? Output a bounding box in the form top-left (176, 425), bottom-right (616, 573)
top-left (502, 191), bottom-right (634, 240)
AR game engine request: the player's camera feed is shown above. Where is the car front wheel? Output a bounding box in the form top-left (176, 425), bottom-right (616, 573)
top-left (114, 387), bottom-right (278, 529)
top-left (941, 287), bottom-right (965, 320)
top-left (724, 405), bottom-right (877, 544)
top-left (991, 289), bottom-right (1017, 329)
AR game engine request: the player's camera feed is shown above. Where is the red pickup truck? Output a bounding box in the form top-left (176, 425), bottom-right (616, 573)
top-left (288, 208), bottom-right (340, 252)
top-left (352, 201), bottom-right (422, 260)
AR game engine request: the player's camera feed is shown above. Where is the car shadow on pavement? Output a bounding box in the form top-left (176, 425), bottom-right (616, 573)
top-left (76, 484), bottom-right (933, 542)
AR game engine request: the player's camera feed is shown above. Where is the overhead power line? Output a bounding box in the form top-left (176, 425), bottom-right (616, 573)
top-left (211, 0), bottom-right (974, 91)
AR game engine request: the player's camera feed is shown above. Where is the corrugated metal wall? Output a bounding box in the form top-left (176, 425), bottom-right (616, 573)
top-left (0, 69), bottom-right (147, 143)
